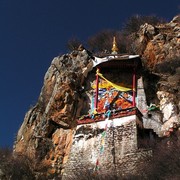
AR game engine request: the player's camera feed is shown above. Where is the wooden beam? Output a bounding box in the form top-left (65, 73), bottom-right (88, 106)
top-left (132, 69), bottom-right (136, 107)
top-left (95, 68), bottom-right (100, 109)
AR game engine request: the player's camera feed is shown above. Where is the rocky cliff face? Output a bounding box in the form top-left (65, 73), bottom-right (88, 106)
top-left (14, 16), bottom-right (180, 178)
top-left (133, 15), bottom-right (180, 136)
top-left (14, 49), bottom-right (94, 177)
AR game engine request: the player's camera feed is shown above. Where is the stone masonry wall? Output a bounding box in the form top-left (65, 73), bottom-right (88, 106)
top-left (62, 115), bottom-right (151, 179)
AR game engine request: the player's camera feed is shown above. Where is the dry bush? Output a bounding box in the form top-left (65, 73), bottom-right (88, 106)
top-left (123, 15), bottom-right (166, 35)
top-left (0, 148), bottom-right (35, 180)
top-left (67, 15), bottom-right (166, 55)
top-left (0, 148), bottom-right (51, 180)
top-left (66, 37), bottom-right (82, 51)
top-left (133, 131), bottom-right (180, 180)
top-left (87, 29), bottom-right (117, 54)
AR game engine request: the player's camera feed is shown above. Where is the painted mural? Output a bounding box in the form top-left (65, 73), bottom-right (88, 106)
top-left (77, 72), bottom-right (135, 124)
top-left (91, 72), bottom-right (133, 114)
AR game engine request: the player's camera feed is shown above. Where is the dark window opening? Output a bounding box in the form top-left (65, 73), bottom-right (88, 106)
top-left (137, 127), bottom-right (158, 149)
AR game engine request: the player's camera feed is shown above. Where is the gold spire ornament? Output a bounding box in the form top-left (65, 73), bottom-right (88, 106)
top-left (111, 36), bottom-right (119, 54)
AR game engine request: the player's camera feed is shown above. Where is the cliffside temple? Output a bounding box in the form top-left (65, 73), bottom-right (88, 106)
top-left (13, 16), bottom-right (180, 179)
top-left (62, 39), bottom-right (153, 178)
top-left (77, 54), bottom-right (142, 125)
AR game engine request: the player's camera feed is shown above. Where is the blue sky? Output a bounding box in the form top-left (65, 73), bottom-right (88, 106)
top-left (0, 0), bottom-right (179, 148)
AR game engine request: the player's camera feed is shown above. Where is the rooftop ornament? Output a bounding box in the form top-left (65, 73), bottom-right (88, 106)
top-left (111, 36), bottom-right (119, 54)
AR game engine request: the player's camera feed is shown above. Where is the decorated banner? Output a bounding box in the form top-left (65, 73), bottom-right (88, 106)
top-left (91, 72), bottom-right (133, 114)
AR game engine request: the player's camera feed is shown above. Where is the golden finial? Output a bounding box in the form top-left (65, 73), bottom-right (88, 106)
top-left (111, 36), bottom-right (119, 54)
top-left (96, 68), bottom-right (100, 74)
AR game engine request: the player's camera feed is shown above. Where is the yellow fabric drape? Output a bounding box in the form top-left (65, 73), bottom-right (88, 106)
top-left (97, 72), bottom-right (131, 92)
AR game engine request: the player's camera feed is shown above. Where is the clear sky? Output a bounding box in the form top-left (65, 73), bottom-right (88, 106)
top-left (0, 0), bottom-right (179, 148)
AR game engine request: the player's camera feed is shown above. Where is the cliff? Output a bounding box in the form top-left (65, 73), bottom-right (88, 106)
top-left (14, 47), bottom-right (94, 177)
top-left (14, 15), bottom-right (180, 178)
top-left (134, 15), bottom-right (180, 137)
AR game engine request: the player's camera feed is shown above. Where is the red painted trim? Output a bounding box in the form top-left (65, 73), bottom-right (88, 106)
top-left (77, 109), bottom-right (136, 125)
top-left (132, 70), bottom-right (136, 107)
top-left (95, 68), bottom-right (99, 109)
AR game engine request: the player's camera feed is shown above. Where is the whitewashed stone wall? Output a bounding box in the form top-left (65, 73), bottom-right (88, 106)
top-left (62, 115), bottom-right (151, 179)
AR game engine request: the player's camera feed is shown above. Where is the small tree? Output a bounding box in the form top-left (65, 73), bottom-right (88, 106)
top-left (0, 148), bottom-right (35, 180)
top-left (66, 37), bottom-right (82, 51)
top-left (66, 14), bottom-right (166, 55)
top-left (87, 30), bottom-right (128, 54)
top-left (0, 147), bottom-right (51, 180)
top-left (123, 14), bottom-right (166, 35)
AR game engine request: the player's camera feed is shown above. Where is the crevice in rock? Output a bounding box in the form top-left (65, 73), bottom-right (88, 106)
top-left (45, 119), bottom-right (70, 139)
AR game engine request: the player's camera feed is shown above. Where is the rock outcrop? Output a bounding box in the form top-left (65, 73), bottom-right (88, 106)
top-left (14, 15), bottom-right (180, 178)
top-left (133, 15), bottom-right (180, 137)
top-left (14, 48), bottom-right (94, 178)
top-left (134, 15), bottom-right (180, 70)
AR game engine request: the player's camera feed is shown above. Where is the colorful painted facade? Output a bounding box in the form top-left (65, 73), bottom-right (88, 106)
top-left (77, 54), bottom-right (141, 124)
